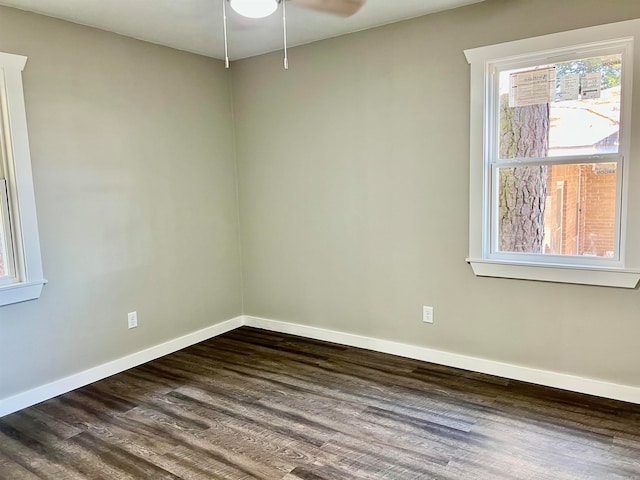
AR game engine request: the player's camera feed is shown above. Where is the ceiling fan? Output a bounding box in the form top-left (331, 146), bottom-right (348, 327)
top-left (229, 0), bottom-right (365, 18)
top-left (222, 0), bottom-right (366, 68)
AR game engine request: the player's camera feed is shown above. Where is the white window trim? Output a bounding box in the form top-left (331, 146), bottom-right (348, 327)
top-left (464, 19), bottom-right (640, 288)
top-left (0, 179), bottom-right (16, 287)
top-left (0, 52), bottom-right (46, 306)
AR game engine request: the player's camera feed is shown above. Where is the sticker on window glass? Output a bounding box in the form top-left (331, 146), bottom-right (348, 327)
top-left (559, 74), bottom-right (580, 101)
top-left (509, 67), bottom-right (556, 107)
top-left (581, 73), bottom-right (601, 99)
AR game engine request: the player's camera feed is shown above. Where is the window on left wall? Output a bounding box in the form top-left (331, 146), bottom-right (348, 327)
top-left (0, 178), bottom-right (14, 283)
top-left (0, 51), bottom-right (46, 306)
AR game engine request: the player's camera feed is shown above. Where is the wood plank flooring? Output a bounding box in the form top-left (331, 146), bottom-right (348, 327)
top-left (1, 326), bottom-right (639, 479)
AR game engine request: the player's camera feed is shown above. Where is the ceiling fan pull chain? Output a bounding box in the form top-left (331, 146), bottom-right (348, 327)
top-left (222, 0), bottom-right (230, 68)
top-left (282, 0), bottom-right (289, 69)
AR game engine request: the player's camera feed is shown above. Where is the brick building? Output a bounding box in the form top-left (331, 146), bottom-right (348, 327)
top-left (544, 95), bottom-right (619, 257)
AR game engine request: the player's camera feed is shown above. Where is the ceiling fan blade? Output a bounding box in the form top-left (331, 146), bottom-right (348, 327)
top-left (289, 0), bottom-right (366, 17)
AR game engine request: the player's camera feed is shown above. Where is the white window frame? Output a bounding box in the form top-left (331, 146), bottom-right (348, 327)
top-left (464, 19), bottom-right (640, 288)
top-left (0, 51), bottom-right (46, 306)
top-left (0, 179), bottom-right (17, 287)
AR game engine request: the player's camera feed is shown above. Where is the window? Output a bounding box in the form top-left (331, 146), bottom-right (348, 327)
top-left (0, 179), bottom-right (15, 284)
top-left (464, 20), bottom-right (640, 288)
top-left (0, 51), bottom-right (46, 306)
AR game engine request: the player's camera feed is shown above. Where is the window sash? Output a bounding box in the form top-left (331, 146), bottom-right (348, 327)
top-left (487, 42), bottom-right (631, 166)
top-left (482, 41), bottom-right (631, 269)
top-left (0, 72), bottom-right (16, 286)
top-left (0, 178), bottom-right (16, 286)
top-left (489, 153), bottom-right (621, 168)
top-left (488, 155), bottom-right (624, 267)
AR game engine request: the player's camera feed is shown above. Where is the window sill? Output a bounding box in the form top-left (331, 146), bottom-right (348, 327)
top-left (466, 259), bottom-right (640, 288)
top-left (0, 279), bottom-right (47, 307)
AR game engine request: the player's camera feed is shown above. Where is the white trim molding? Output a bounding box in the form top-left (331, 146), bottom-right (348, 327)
top-left (463, 18), bottom-right (640, 287)
top-left (0, 316), bottom-right (244, 417)
top-left (467, 259), bottom-right (640, 288)
top-left (3, 313), bottom-right (638, 418)
top-left (0, 51), bottom-right (47, 306)
top-left (245, 315), bottom-right (640, 405)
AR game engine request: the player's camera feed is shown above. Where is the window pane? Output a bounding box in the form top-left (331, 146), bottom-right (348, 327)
top-left (0, 182), bottom-right (10, 279)
top-left (497, 163), bottom-right (617, 257)
top-left (499, 54), bottom-right (622, 159)
top-left (0, 224), bottom-right (6, 278)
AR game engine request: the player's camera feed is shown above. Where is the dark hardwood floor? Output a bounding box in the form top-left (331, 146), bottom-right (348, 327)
top-left (1, 326), bottom-right (639, 479)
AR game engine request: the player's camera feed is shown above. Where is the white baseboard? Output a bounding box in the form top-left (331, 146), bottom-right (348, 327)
top-left (3, 313), bottom-right (638, 418)
top-left (0, 316), bottom-right (244, 417)
top-left (244, 315), bottom-right (640, 405)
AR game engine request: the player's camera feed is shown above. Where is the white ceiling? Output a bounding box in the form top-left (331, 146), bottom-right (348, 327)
top-left (0, 0), bottom-right (484, 60)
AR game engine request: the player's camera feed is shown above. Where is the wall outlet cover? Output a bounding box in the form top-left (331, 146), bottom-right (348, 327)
top-left (423, 306), bottom-right (434, 324)
top-left (127, 311), bottom-right (138, 329)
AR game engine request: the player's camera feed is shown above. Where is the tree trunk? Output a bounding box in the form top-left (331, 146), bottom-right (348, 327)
top-left (499, 95), bottom-right (549, 253)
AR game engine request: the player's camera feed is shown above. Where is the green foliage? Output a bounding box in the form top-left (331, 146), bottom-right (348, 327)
top-left (555, 54), bottom-right (621, 90)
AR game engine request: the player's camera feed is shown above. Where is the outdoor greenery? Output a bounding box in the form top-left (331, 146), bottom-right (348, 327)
top-left (555, 54), bottom-right (622, 90)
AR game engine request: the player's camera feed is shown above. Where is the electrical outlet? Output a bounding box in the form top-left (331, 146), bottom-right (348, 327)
top-left (127, 311), bottom-right (138, 329)
top-left (423, 306), bottom-right (434, 324)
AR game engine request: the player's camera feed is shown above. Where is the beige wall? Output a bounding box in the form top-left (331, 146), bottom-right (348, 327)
top-left (233, 0), bottom-right (640, 386)
top-left (0, 7), bottom-right (242, 399)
